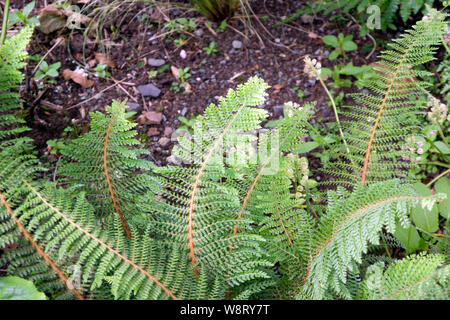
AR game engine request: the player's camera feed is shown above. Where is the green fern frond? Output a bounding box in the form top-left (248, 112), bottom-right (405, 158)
top-left (58, 100), bottom-right (160, 238)
top-left (150, 77), bottom-right (274, 296)
top-left (357, 253), bottom-right (449, 299)
top-left (0, 26), bottom-right (33, 141)
top-left (1, 182), bottom-right (220, 300)
top-left (326, 8), bottom-right (447, 187)
top-left (298, 180), bottom-right (444, 300)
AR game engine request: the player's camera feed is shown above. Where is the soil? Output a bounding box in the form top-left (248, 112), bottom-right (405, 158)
top-left (8, 0), bottom-right (388, 176)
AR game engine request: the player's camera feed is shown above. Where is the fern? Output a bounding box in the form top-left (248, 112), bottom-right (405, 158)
top-left (149, 77), bottom-right (275, 298)
top-left (357, 253), bottom-right (449, 299)
top-left (58, 101), bottom-right (160, 238)
top-left (1, 182), bottom-right (219, 300)
top-left (297, 180), bottom-right (444, 300)
top-left (0, 26), bottom-right (33, 142)
top-left (325, 8), bottom-right (448, 187)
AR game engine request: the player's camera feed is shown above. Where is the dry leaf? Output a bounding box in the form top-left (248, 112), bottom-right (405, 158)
top-left (94, 52), bottom-right (116, 68)
top-left (308, 32), bottom-right (318, 39)
top-left (184, 82), bottom-right (192, 94)
top-left (171, 65), bottom-right (179, 79)
top-left (63, 68), bottom-right (94, 88)
top-left (38, 6), bottom-right (67, 34)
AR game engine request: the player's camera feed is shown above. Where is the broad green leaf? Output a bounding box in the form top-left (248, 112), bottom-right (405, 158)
top-left (393, 223), bottom-right (426, 254)
top-left (434, 177), bottom-right (450, 219)
top-left (434, 141), bottom-right (450, 154)
top-left (329, 50), bottom-right (339, 60)
top-left (0, 277), bottom-right (47, 300)
top-left (342, 40), bottom-right (357, 51)
top-left (322, 35), bottom-right (338, 48)
top-left (293, 141), bottom-right (320, 154)
top-left (411, 183), bottom-right (439, 233)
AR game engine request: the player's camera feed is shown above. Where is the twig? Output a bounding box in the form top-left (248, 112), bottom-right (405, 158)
top-left (67, 78), bottom-right (127, 109)
top-left (31, 38), bottom-right (64, 76)
top-left (426, 168), bottom-right (450, 187)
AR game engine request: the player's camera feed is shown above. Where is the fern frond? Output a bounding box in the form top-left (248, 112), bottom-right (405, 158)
top-left (298, 180), bottom-right (444, 300)
top-left (1, 181), bottom-right (219, 300)
top-left (357, 253), bottom-right (449, 299)
top-left (326, 9), bottom-right (448, 187)
top-left (59, 100), bottom-right (159, 238)
top-left (0, 26), bottom-right (33, 141)
top-left (150, 77), bottom-right (274, 296)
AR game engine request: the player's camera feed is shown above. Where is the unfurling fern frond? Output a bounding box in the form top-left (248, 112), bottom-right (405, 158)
top-left (325, 9), bottom-right (448, 188)
top-left (58, 100), bottom-right (160, 238)
top-left (298, 180), bottom-right (444, 300)
top-left (1, 182), bottom-right (220, 300)
top-left (150, 77), bottom-right (275, 297)
top-left (357, 253), bottom-right (449, 300)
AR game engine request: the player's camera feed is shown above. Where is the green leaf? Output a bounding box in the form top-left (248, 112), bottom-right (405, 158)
top-left (293, 141), bottom-right (320, 154)
top-left (329, 50), bottom-right (340, 60)
top-left (23, 1), bottom-right (35, 18)
top-left (322, 35), bottom-right (338, 48)
top-left (434, 177), bottom-right (450, 219)
top-left (434, 141), bottom-right (450, 154)
top-left (393, 223), bottom-right (427, 254)
top-left (0, 277), bottom-right (47, 300)
top-left (46, 69), bottom-right (59, 77)
top-left (411, 183), bottom-right (439, 233)
top-left (342, 40), bottom-right (357, 51)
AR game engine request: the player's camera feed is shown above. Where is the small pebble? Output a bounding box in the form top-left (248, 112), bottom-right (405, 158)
top-left (180, 50), bottom-right (187, 59)
top-left (232, 40), bottom-right (243, 49)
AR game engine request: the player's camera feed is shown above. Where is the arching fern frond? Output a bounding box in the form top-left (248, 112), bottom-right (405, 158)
top-left (357, 253), bottom-right (449, 300)
top-left (1, 182), bottom-right (220, 300)
top-left (325, 9), bottom-right (448, 187)
top-left (298, 180), bottom-right (444, 300)
top-left (150, 77), bottom-right (274, 297)
top-left (59, 100), bottom-right (160, 238)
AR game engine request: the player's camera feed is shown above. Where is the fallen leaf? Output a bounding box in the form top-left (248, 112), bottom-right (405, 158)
top-left (184, 82), bottom-right (192, 94)
top-left (94, 52), bottom-right (116, 68)
top-left (171, 65), bottom-right (179, 79)
top-left (308, 32), bottom-right (318, 39)
top-left (38, 6), bottom-right (67, 34)
top-left (63, 68), bottom-right (94, 88)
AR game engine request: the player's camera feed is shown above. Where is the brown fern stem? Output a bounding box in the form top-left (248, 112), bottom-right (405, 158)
top-left (24, 182), bottom-right (180, 300)
top-left (0, 191), bottom-right (85, 300)
top-left (188, 101), bottom-right (247, 272)
top-left (103, 112), bottom-right (132, 239)
top-left (301, 196), bottom-right (428, 285)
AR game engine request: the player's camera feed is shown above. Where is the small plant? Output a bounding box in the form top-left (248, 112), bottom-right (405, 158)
top-left (217, 20), bottom-right (227, 33)
top-left (322, 33), bottom-right (358, 60)
top-left (94, 63), bottom-right (111, 78)
top-left (171, 66), bottom-right (191, 93)
top-left (35, 61), bottom-right (61, 84)
top-left (202, 41), bottom-right (219, 55)
top-left (7, 1), bottom-right (40, 28)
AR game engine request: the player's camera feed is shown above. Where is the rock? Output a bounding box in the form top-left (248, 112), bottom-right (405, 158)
top-left (300, 14), bottom-right (314, 24)
top-left (180, 107), bottom-right (188, 116)
top-left (137, 83), bottom-right (161, 97)
top-left (126, 102), bottom-right (141, 112)
top-left (323, 50), bottom-right (330, 58)
top-left (148, 58), bottom-right (165, 67)
top-left (158, 137), bottom-right (171, 147)
top-left (164, 127), bottom-right (173, 136)
top-left (147, 127), bottom-right (159, 136)
top-left (194, 29), bottom-right (204, 37)
top-left (232, 40), bottom-right (243, 49)
top-left (167, 154), bottom-right (182, 166)
top-left (180, 49), bottom-right (187, 59)
top-left (273, 105), bottom-right (284, 117)
top-left (142, 111), bottom-right (163, 124)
